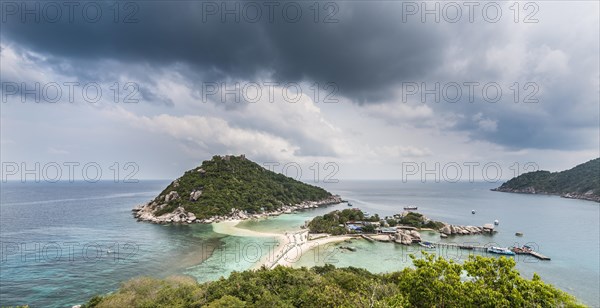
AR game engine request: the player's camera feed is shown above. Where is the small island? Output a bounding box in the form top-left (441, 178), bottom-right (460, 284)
top-left (492, 158), bottom-right (600, 203)
top-left (306, 209), bottom-right (493, 245)
top-left (133, 155), bottom-right (342, 224)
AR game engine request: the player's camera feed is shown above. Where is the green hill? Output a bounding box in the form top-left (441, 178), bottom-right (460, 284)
top-left (134, 155), bottom-right (335, 222)
top-left (493, 158), bottom-right (600, 202)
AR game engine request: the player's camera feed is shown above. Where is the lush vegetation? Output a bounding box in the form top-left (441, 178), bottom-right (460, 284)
top-left (395, 212), bottom-right (445, 230)
top-left (494, 158), bottom-right (600, 201)
top-left (150, 155), bottom-right (331, 218)
top-left (83, 254), bottom-right (583, 307)
top-left (307, 209), bottom-right (380, 235)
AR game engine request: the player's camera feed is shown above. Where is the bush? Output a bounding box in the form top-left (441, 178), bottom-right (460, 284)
top-left (85, 254), bottom-right (584, 308)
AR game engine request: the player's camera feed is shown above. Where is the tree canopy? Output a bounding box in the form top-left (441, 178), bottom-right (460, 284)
top-left (83, 254), bottom-right (584, 308)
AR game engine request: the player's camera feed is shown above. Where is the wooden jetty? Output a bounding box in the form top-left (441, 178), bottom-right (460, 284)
top-left (528, 251), bottom-right (551, 260)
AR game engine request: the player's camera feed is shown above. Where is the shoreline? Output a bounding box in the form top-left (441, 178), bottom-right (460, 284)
top-left (133, 195), bottom-right (343, 224)
top-left (211, 220), bottom-right (352, 269)
top-left (491, 188), bottom-right (600, 203)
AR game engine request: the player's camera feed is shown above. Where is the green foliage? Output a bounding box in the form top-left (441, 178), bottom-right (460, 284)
top-left (423, 220), bottom-right (445, 230)
top-left (307, 209), bottom-right (370, 234)
top-left (151, 155), bottom-right (331, 219)
top-left (85, 254), bottom-right (584, 308)
top-left (398, 212), bottom-right (424, 228)
top-left (362, 224), bottom-right (376, 233)
top-left (395, 212), bottom-right (444, 230)
top-left (496, 158), bottom-right (600, 197)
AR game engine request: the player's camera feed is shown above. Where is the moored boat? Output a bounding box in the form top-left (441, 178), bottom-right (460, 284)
top-left (404, 206), bottom-right (418, 210)
top-left (418, 241), bottom-right (436, 249)
top-left (510, 245), bottom-right (532, 254)
top-left (487, 246), bottom-right (515, 255)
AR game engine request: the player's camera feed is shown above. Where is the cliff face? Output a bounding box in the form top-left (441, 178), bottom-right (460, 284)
top-left (492, 158), bottom-right (600, 203)
top-left (133, 155), bottom-right (340, 223)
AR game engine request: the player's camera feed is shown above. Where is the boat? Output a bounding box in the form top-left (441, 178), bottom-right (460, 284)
top-left (418, 241), bottom-right (436, 249)
top-left (487, 246), bottom-right (515, 255)
top-left (347, 202), bottom-right (353, 207)
top-left (515, 232), bottom-right (523, 236)
top-left (339, 246), bottom-right (356, 252)
top-left (459, 245), bottom-right (474, 250)
top-left (494, 220), bottom-right (499, 225)
top-left (404, 206), bottom-right (418, 210)
top-left (471, 210), bottom-right (476, 214)
top-left (510, 245), bottom-right (532, 254)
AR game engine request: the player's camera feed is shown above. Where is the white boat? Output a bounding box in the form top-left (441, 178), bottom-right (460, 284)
top-left (494, 220), bottom-right (499, 225)
top-left (418, 241), bottom-right (436, 249)
top-left (487, 246), bottom-right (515, 256)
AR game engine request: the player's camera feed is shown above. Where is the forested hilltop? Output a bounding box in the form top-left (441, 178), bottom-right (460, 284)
top-left (83, 255), bottom-right (583, 307)
top-left (493, 158), bottom-right (600, 202)
top-left (133, 155), bottom-right (338, 223)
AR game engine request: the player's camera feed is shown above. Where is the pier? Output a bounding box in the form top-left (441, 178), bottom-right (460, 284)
top-left (528, 251), bottom-right (551, 260)
top-left (425, 242), bottom-right (551, 260)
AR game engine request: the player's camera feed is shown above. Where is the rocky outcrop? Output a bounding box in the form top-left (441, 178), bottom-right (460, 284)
top-left (133, 195), bottom-right (343, 224)
top-left (439, 224), bottom-right (483, 236)
top-left (493, 187), bottom-right (600, 203)
top-left (394, 229), bottom-right (421, 245)
top-left (164, 191), bottom-right (179, 202)
top-left (190, 190), bottom-right (203, 201)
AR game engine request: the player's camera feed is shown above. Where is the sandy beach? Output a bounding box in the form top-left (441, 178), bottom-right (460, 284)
top-left (212, 220), bottom-right (352, 269)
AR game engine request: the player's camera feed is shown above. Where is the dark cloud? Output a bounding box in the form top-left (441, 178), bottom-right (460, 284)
top-left (1, 1), bottom-right (447, 102)
top-left (1, 1), bottom-right (598, 153)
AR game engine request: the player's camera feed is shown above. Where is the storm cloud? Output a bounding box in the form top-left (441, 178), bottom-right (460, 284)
top-left (0, 0), bottom-right (598, 178)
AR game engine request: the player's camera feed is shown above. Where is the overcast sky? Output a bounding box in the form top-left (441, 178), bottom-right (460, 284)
top-left (1, 1), bottom-right (598, 182)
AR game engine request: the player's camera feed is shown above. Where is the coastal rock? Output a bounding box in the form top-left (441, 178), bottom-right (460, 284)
top-left (401, 234), bottom-right (412, 245)
top-left (409, 230), bottom-right (421, 241)
top-left (441, 225), bottom-right (452, 235)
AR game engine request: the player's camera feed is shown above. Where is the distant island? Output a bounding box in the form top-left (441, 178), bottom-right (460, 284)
top-left (133, 155), bottom-right (341, 224)
top-left (492, 158), bottom-right (600, 203)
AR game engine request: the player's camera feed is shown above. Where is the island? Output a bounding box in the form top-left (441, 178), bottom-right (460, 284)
top-left (492, 158), bottom-right (600, 203)
top-left (133, 155), bottom-right (342, 224)
top-left (306, 209), bottom-right (493, 245)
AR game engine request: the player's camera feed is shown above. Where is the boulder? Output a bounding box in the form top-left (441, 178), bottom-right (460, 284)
top-left (165, 191), bottom-right (179, 202)
top-left (441, 225), bottom-right (452, 235)
top-left (401, 234), bottom-right (412, 245)
top-left (190, 190), bottom-right (203, 201)
top-left (409, 230), bottom-right (421, 240)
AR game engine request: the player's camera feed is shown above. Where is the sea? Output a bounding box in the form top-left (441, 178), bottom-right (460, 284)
top-left (0, 180), bottom-right (598, 307)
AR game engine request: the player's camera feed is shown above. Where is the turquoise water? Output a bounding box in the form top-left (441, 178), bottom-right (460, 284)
top-left (1, 180), bottom-right (598, 306)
